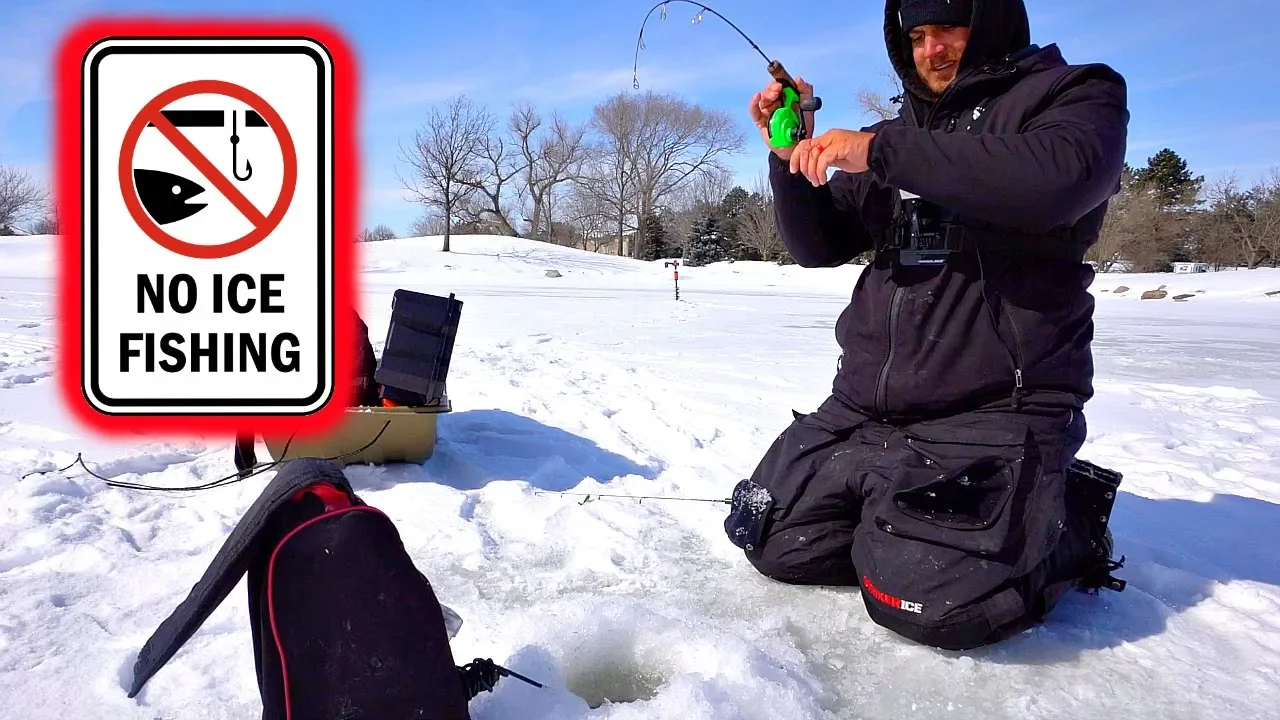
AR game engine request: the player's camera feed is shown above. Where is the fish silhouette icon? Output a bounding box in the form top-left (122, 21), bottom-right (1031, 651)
top-left (133, 168), bottom-right (207, 225)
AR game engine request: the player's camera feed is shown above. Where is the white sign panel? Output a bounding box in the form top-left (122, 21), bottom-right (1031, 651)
top-left (82, 38), bottom-right (334, 416)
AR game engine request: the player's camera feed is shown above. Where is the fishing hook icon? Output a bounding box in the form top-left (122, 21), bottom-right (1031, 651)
top-left (230, 111), bottom-right (252, 182)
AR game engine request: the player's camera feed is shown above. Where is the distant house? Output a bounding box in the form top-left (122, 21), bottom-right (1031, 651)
top-left (1172, 262), bottom-right (1211, 274)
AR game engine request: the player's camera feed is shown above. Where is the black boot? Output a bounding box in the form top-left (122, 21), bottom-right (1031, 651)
top-left (1065, 459), bottom-right (1126, 593)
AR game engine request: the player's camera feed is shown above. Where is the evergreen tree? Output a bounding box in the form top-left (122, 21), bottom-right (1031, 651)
top-left (1129, 149), bottom-right (1205, 265)
top-left (718, 186), bottom-right (751, 258)
top-left (683, 211), bottom-right (727, 267)
top-left (1134, 148), bottom-right (1204, 208)
top-left (638, 213), bottom-right (675, 261)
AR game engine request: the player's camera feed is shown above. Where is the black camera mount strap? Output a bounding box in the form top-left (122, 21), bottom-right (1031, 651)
top-left (877, 91), bottom-right (1087, 265)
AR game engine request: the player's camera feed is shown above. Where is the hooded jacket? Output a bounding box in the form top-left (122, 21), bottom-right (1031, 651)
top-left (769, 0), bottom-right (1129, 423)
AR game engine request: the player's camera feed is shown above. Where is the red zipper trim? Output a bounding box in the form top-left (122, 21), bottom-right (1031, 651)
top-left (266, 504), bottom-right (389, 720)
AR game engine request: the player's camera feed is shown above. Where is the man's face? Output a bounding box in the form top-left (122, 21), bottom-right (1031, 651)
top-left (909, 24), bottom-right (970, 95)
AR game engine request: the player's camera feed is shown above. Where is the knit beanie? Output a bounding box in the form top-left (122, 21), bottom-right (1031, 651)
top-left (899, 0), bottom-right (973, 32)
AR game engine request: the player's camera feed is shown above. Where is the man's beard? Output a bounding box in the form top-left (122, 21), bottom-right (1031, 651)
top-left (920, 59), bottom-right (960, 96)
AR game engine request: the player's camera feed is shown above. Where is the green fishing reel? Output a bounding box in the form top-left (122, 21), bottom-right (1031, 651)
top-left (766, 60), bottom-right (822, 149)
top-left (769, 85), bottom-right (804, 148)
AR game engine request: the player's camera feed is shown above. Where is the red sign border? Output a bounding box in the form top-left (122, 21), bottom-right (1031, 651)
top-left (55, 17), bottom-right (360, 441)
top-left (120, 79), bottom-right (299, 259)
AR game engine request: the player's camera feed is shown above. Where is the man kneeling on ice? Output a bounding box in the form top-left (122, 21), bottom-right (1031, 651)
top-left (724, 0), bottom-right (1129, 651)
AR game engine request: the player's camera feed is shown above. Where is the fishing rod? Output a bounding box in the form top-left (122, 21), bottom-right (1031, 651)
top-left (537, 480), bottom-right (777, 553)
top-left (534, 489), bottom-right (731, 506)
top-left (632, 1), bottom-right (822, 148)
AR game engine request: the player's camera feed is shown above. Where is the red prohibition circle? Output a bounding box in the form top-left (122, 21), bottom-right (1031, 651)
top-left (118, 79), bottom-right (297, 259)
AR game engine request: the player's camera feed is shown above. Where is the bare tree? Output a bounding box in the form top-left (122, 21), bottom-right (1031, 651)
top-left (670, 165), bottom-right (734, 210)
top-left (857, 68), bottom-right (904, 124)
top-left (1191, 200), bottom-right (1243, 269)
top-left (451, 192), bottom-right (502, 234)
top-left (564, 182), bottom-right (614, 251)
top-left (1202, 176), bottom-right (1277, 270)
top-left (624, 91), bottom-right (746, 259)
top-left (29, 201), bottom-right (60, 235)
top-left (1124, 189), bottom-right (1184, 273)
top-left (0, 164), bottom-right (47, 233)
top-left (857, 90), bottom-right (899, 123)
top-left (581, 99), bottom-right (643, 256)
top-left (511, 102), bottom-right (589, 241)
top-left (663, 166), bottom-right (734, 253)
top-left (28, 216), bottom-right (59, 235)
top-left (1087, 167), bottom-right (1192, 273)
top-left (397, 95), bottom-right (490, 252)
top-left (585, 91), bottom-right (745, 258)
top-left (408, 212), bottom-right (448, 238)
top-left (1253, 168), bottom-right (1280, 267)
top-left (359, 224), bottom-right (396, 242)
top-left (456, 123), bottom-right (522, 236)
top-left (1089, 168), bottom-right (1139, 273)
top-left (738, 175), bottom-right (783, 262)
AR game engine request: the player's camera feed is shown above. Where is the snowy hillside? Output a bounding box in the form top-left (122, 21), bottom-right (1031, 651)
top-left (1, 233), bottom-right (1279, 719)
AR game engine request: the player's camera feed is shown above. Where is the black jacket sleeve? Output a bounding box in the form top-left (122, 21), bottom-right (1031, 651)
top-left (768, 121), bottom-right (892, 267)
top-left (865, 67), bottom-right (1128, 233)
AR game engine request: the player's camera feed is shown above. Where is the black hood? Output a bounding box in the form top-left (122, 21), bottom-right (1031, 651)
top-left (884, 0), bottom-right (1032, 103)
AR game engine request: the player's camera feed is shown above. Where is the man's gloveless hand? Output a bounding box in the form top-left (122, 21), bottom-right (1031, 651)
top-left (749, 78), bottom-right (816, 162)
top-left (749, 77), bottom-right (876, 185)
top-left (790, 130), bottom-right (877, 186)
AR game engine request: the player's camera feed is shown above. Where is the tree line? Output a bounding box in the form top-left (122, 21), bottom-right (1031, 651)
top-left (0, 164), bottom-right (56, 236)
top-left (0, 84), bottom-right (1271, 275)
top-left (1089, 148), bottom-right (1280, 272)
top-left (392, 90), bottom-right (1280, 273)
top-left (392, 90), bottom-right (795, 265)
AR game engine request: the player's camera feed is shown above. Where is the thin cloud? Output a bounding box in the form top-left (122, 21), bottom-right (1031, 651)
top-left (365, 185), bottom-right (414, 206)
top-left (0, 0), bottom-right (97, 154)
top-left (1130, 62), bottom-right (1250, 92)
top-left (507, 21), bottom-right (882, 107)
top-left (1129, 122), bottom-right (1280, 155)
top-left (1198, 162), bottom-right (1280, 175)
top-left (1128, 134), bottom-right (1205, 154)
top-left (365, 77), bottom-right (488, 110)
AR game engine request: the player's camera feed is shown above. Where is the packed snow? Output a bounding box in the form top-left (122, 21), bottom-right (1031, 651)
top-left (1, 233), bottom-right (1279, 719)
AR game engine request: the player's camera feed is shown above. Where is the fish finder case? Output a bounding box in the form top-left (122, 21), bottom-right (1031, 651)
top-left (376, 290), bottom-right (463, 407)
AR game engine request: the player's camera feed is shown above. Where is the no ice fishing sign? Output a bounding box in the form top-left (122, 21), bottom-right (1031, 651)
top-left (55, 20), bottom-right (357, 437)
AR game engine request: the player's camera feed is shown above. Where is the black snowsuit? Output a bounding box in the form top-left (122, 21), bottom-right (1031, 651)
top-left (729, 0), bottom-right (1129, 650)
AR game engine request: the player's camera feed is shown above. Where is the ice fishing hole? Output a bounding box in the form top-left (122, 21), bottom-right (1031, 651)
top-left (563, 656), bottom-right (670, 709)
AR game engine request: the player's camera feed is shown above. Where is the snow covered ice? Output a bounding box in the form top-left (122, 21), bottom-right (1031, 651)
top-left (2, 233), bottom-right (1279, 719)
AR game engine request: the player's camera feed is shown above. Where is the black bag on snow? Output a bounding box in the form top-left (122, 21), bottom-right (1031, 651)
top-left (128, 458), bottom-right (473, 719)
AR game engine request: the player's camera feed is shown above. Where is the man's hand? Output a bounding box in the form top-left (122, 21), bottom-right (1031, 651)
top-left (749, 78), bottom-right (816, 161)
top-left (789, 129), bottom-right (876, 186)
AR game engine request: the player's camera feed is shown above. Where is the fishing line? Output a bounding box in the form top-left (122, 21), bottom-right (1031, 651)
top-left (18, 422), bottom-right (393, 494)
top-left (632, 0), bottom-right (771, 89)
top-left (631, 1), bottom-right (822, 148)
top-left (534, 489), bottom-right (730, 506)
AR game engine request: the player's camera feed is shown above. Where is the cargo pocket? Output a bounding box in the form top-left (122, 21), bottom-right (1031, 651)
top-left (852, 421), bottom-right (1049, 646)
top-left (872, 423), bottom-right (1035, 561)
top-left (853, 519), bottom-right (1023, 648)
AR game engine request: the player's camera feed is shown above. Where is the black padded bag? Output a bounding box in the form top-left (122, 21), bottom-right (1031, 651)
top-left (128, 458), bottom-right (471, 719)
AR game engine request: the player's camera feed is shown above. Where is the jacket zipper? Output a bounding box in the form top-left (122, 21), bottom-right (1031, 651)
top-left (1000, 295), bottom-right (1027, 408)
top-left (874, 286), bottom-right (906, 419)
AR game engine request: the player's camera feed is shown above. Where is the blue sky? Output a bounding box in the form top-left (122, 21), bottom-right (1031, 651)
top-left (2, 0), bottom-right (1276, 235)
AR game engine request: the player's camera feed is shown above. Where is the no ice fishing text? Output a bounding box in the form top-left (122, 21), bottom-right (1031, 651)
top-left (118, 273), bottom-right (301, 374)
